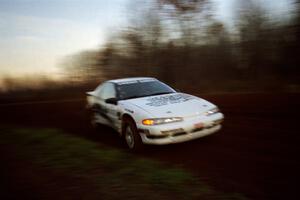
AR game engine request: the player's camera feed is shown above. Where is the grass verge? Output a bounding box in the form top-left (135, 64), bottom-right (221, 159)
top-left (0, 127), bottom-right (248, 200)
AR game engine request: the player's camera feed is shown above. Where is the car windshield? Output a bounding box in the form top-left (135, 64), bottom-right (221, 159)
top-left (116, 80), bottom-right (175, 100)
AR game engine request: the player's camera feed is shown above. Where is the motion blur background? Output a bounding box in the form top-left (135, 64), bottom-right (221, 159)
top-left (1, 0), bottom-right (300, 93)
top-left (1, 2), bottom-right (300, 199)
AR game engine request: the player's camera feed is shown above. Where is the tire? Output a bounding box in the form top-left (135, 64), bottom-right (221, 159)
top-left (123, 118), bottom-right (144, 151)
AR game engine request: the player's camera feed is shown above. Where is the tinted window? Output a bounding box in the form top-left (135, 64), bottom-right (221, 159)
top-left (98, 82), bottom-right (116, 99)
top-left (95, 84), bottom-right (104, 96)
top-left (116, 80), bottom-right (175, 100)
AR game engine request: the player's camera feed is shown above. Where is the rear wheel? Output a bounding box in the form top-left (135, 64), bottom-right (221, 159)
top-left (123, 118), bottom-right (143, 151)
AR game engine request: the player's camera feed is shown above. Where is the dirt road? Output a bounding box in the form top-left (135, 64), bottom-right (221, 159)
top-left (0, 93), bottom-right (299, 199)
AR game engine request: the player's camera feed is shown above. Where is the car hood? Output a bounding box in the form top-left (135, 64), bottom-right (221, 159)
top-left (123, 93), bottom-right (216, 118)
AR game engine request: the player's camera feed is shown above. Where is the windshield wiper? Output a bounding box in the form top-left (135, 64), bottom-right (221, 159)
top-left (122, 92), bottom-right (173, 100)
top-left (149, 92), bottom-right (174, 96)
top-left (122, 95), bottom-right (147, 100)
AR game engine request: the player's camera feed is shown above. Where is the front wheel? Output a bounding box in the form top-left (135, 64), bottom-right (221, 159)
top-left (123, 119), bottom-right (144, 151)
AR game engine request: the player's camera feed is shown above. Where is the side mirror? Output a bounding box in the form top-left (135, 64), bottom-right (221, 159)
top-left (105, 98), bottom-right (118, 105)
top-left (175, 88), bottom-right (181, 92)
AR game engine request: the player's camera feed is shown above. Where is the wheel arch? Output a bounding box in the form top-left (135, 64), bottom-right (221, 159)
top-left (121, 113), bottom-right (136, 136)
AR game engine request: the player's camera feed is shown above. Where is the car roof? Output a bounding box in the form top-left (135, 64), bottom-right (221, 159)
top-left (108, 77), bottom-right (157, 84)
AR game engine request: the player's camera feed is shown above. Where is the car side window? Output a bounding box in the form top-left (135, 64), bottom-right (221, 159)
top-left (98, 83), bottom-right (116, 100)
top-left (95, 84), bottom-right (104, 96)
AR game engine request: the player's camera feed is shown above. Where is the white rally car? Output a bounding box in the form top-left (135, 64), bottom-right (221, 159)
top-left (86, 77), bottom-right (224, 150)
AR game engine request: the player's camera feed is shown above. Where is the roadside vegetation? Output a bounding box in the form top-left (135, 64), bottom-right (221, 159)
top-left (0, 127), bottom-right (248, 200)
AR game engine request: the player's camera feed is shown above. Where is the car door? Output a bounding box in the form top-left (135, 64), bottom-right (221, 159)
top-left (97, 82), bottom-right (120, 129)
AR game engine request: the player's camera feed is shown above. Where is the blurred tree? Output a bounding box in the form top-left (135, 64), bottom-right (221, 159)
top-left (236, 1), bottom-right (269, 79)
top-left (158, 0), bottom-right (212, 45)
top-left (61, 0), bottom-right (299, 92)
top-left (236, 0), bottom-right (300, 83)
top-left (159, 0), bottom-right (206, 12)
top-left (61, 50), bottom-right (101, 82)
top-left (282, 0), bottom-right (300, 81)
top-left (96, 0), bottom-right (232, 88)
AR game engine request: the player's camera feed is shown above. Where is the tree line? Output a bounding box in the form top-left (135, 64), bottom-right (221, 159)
top-left (63, 0), bottom-right (300, 92)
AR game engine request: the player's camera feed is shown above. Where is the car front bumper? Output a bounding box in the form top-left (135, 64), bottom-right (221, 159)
top-left (138, 113), bottom-right (224, 145)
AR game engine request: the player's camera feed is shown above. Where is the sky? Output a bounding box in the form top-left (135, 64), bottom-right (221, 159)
top-left (0, 0), bottom-right (295, 81)
top-left (0, 0), bottom-right (127, 79)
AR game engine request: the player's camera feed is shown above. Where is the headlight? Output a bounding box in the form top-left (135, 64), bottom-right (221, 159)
top-left (142, 117), bottom-right (183, 126)
top-left (205, 107), bottom-right (219, 116)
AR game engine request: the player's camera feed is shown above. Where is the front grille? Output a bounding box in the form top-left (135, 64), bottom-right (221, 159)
top-left (191, 123), bottom-right (218, 133)
top-left (172, 132), bottom-right (187, 136)
top-left (192, 127), bottom-right (204, 132)
top-left (161, 128), bottom-right (184, 135)
top-left (147, 128), bottom-right (187, 140)
top-left (146, 135), bottom-right (168, 139)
